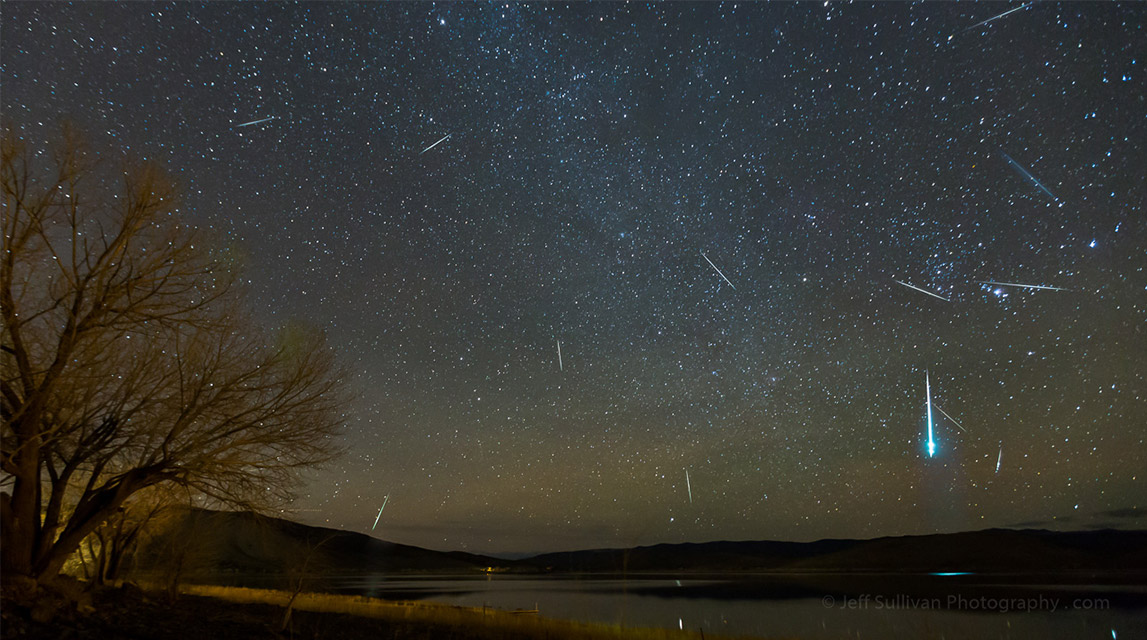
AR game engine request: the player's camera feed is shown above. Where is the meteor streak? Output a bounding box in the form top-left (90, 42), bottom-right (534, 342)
top-left (372, 495), bottom-right (389, 531)
top-left (981, 280), bottom-right (1067, 292)
top-left (894, 280), bottom-right (950, 302)
top-left (700, 251), bottom-right (736, 290)
top-left (419, 133), bottom-right (452, 155)
top-left (934, 404), bottom-right (967, 433)
top-left (925, 371), bottom-right (936, 457)
top-left (557, 339), bottom-right (563, 371)
top-left (685, 470), bottom-right (693, 504)
top-left (1001, 151), bottom-right (1057, 200)
top-left (996, 446), bottom-right (1003, 473)
top-left (236, 116), bottom-right (275, 127)
top-left (948, 2), bottom-right (1034, 41)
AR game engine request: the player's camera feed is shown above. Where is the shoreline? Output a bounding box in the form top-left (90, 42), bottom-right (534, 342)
top-left (2, 580), bottom-right (774, 640)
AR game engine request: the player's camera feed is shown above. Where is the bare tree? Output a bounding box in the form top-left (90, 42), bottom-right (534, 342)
top-left (71, 484), bottom-right (179, 586)
top-left (152, 507), bottom-right (223, 602)
top-left (280, 532), bottom-right (337, 633)
top-left (1, 126), bottom-right (344, 584)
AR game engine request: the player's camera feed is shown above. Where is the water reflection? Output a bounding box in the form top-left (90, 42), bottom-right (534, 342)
top-left (208, 573), bottom-right (1147, 639)
top-left (347, 574), bottom-right (1147, 639)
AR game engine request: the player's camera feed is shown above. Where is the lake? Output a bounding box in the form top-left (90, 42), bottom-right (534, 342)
top-left (304, 573), bottom-right (1146, 639)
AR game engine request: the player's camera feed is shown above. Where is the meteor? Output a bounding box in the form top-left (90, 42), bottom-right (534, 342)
top-left (981, 280), bottom-right (1067, 292)
top-left (371, 495), bottom-right (389, 531)
top-left (700, 251), bottom-right (736, 290)
top-left (557, 339), bottom-right (563, 372)
top-left (996, 446), bottom-right (1002, 474)
top-left (894, 279), bottom-right (950, 302)
top-left (948, 2), bottom-right (1034, 41)
top-left (236, 116), bottom-right (275, 128)
top-left (934, 404), bottom-right (967, 433)
top-left (419, 133), bottom-right (452, 155)
top-left (925, 371), bottom-right (936, 457)
top-left (1001, 151), bottom-right (1057, 200)
top-left (685, 470), bottom-right (693, 504)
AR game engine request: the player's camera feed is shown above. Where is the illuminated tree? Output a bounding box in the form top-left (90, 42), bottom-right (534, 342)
top-left (1, 126), bottom-right (343, 583)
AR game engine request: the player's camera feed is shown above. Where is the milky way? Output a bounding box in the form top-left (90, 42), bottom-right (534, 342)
top-left (3, 2), bottom-right (1144, 554)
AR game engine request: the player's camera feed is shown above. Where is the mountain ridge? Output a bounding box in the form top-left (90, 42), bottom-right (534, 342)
top-left (135, 509), bottom-right (1147, 578)
top-left (524, 527), bottom-right (1147, 574)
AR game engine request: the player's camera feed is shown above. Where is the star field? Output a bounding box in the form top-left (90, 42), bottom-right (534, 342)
top-left (3, 2), bottom-right (1144, 554)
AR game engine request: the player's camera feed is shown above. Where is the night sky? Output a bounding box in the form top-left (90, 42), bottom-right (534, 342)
top-left (3, 2), bottom-right (1144, 555)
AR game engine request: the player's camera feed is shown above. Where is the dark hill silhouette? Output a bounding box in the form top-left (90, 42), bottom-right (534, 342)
top-left (524, 529), bottom-right (1147, 574)
top-left (134, 508), bottom-right (505, 578)
top-left (135, 509), bottom-right (1146, 578)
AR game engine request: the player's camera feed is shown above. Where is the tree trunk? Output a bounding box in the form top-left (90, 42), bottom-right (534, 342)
top-left (1, 431), bottom-right (42, 579)
top-left (107, 521), bottom-right (143, 582)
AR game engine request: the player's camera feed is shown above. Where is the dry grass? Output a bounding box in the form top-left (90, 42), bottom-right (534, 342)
top-left (172, 583), bottom-right (774, 640)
